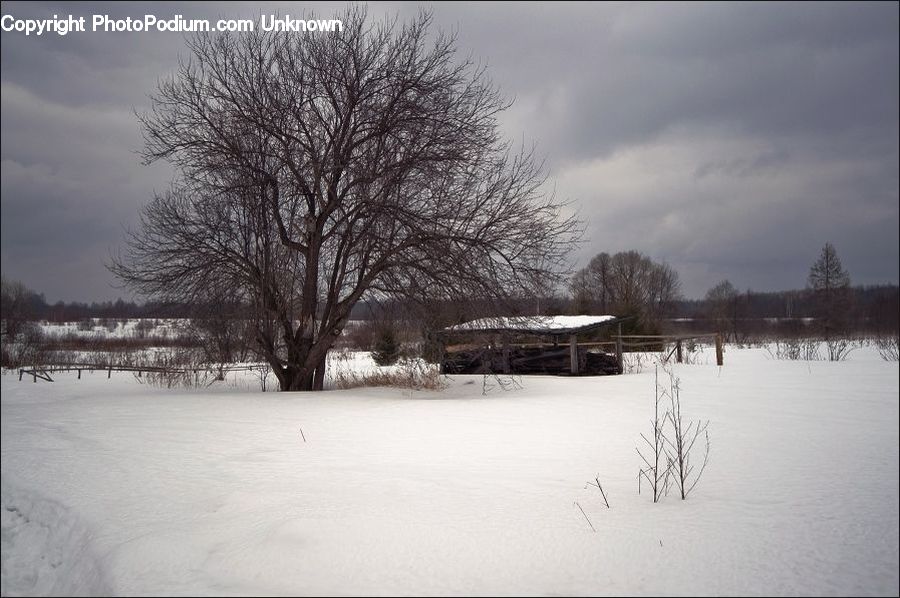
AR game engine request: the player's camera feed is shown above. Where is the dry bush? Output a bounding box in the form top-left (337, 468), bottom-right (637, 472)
top-left (662, 373), bottom-right (710, 500)
top-left (766, 338), bottom-right (821, 361)
top-left (480, 372), bottom-right (523, 395)
top-left (330, 355), bottom-right (445, 391)
top-left (0, 323), bottom-right (46, 368)
top-left (622, 352), bottom-right (651, 374)
top-left (825, 337), bottom-right (855, 361)
top-left (135, 351), bottom-right (215, 388)
top-left (637, 366), bottom-right (672, 503)
top-left (140, 367), bottom-right (216, 389)
top-left (637, 366), bottom-right (710, 502)
top-left (874, 335), bottom-right (899, 361)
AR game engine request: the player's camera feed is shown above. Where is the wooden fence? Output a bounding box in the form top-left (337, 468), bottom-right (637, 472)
top-left (614, 333), bottom-right (724, 369)
top-left (17, 363), bottom-right (270, 383)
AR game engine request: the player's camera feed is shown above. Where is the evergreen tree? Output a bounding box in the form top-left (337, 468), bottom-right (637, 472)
top-left (371, 327), bottom-right (401, 366)
top-left (807, 243), bottom-right (851, 339)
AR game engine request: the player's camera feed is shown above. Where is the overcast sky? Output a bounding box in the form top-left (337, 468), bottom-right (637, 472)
top-left (1, 1), bottom-right (897, 303)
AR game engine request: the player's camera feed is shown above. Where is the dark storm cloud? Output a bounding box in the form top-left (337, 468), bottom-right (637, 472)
top-left (1, 1), bottom-right (897, 301)
top-left (446, 2), bottom-right (899, 161)
top-left (439, 2), bottom-right (899, 295)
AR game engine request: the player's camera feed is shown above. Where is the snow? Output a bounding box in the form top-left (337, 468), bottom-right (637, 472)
top-left (2, 346), bottom-right (898, 596)
top-left (1, 481), bottom-right (111, 596)
top-left (448, 315), bottom-right (618, 334)
top-left (37, 319), bottom-right (187, 340)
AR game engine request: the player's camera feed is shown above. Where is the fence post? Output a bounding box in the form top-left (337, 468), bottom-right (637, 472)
top-left (676, 339), bottom-right (683, 363)
top-left (615, 323), bottom-right (623, 374)
top-left (569, 334), bottom-right (579, 375)
top-left (715, 334), bottom-right (724, 366)
top-left (108, 366), bottom-right (112, 379)
top-left (77, 369), bottom-right (81, 380)
top-left (19, 369), bottom-right (23, 381)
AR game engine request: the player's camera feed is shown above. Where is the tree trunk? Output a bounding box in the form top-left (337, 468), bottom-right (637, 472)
top-left (286, 368), bottom-right (314, 391)
top-left (267, 341), bottom-right (333, 392)
top-left (313, 354), bottom-right (327, 391)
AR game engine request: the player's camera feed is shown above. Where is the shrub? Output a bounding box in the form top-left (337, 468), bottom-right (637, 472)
top-left (0, 323), bottom-right (46, 368)
top-left (875, 335), bottom-right (899, 361)
top-left (331, 357), bottom-right (444, 391)
top-left (371, 327), bottom-right (400, 366)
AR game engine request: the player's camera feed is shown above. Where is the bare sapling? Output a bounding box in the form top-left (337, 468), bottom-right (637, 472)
top-left (661, 369), bottom-right (710, 500)
top-left (637, 366), bottom-right (672, 502)
top-left (586, 475), bottom-right (611, 508)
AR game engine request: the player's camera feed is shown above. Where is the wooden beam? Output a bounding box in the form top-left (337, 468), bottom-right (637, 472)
top-left (616, 323), bottom-right (623, 374)
top-left (569, 334), bottom-right (579, 374)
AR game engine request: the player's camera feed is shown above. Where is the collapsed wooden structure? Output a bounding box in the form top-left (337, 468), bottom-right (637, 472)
top-left (439, 315), bottom-right (630, 376)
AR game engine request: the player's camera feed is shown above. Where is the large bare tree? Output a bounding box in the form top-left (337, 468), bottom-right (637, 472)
top-left (111, 9), bottom-right (580, 391)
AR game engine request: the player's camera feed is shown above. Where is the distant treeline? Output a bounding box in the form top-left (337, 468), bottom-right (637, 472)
top-left (670, 285), bottom-right (899, 322)
top-left (0, 281), bottom-right (380, 322)
top-left (1, 278), bottom-right (897, 332)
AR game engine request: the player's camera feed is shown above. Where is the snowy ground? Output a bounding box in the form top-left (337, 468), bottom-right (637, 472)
top-left (2, 346), bottom-right (898, 596)
top-left (36, 319), bottom-right (188, 340)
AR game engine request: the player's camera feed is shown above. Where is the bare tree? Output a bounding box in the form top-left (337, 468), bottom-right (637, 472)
top-left (1, 277), bottom-right (48, 368)
top-left (110, 8), bottom-right (580, 391)
top-left (705, 279), bottom-right (741, 341)
top-left (1, 277), bottom-right (39, 340)
top-left (570, 250), bottom-right (680, 331)
top-left (808, 243), bottom-right (852, 355)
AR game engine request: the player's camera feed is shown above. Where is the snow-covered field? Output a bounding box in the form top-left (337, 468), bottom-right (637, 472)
top-left (36, 319), bottom-right (188, 340)
top-left (2, 346), bottom-right (898, 596)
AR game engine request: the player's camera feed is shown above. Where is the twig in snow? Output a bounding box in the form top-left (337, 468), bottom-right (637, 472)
top-left (586, 475), bottom-right (610, 508)
top-left (299, 427), bottom-right (306, 442)
top-left (574, 501), bottom-right (595, 532)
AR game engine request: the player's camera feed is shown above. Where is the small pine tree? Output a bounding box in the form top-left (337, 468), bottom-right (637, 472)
top-left (808, 242), bottom-right (852, 340)
top-left (808, 242), bottom-right (850, 294)
top-left (371, 327), bottom-right (400, 366)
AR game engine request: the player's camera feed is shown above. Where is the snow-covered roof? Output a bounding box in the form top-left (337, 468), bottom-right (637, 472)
top-left (446, 315), bottom-right (620, 335)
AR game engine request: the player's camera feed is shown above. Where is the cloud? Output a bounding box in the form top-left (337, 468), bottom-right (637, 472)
top-left (557, 125), bottom-right (898, 293)
top-left (1, 1), bottom-right (897, 301)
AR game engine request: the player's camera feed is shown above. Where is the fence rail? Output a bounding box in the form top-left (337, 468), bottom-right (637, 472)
top-left (17, 363), bottom-right (270, 383)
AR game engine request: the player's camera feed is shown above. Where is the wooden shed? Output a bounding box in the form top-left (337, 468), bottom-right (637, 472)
top-left (439, 315), bottom-right (630, 376)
